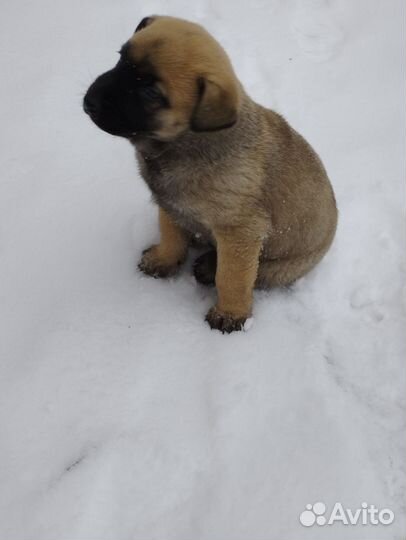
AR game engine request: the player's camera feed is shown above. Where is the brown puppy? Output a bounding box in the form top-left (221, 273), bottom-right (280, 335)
top-left (84, 16), bottom-right (338, 333)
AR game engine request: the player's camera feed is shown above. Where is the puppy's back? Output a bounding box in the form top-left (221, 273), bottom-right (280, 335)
top-left (257, 106), bottom-right (337, 259)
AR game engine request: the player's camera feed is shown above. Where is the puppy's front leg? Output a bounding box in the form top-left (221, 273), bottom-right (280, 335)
top-left (138, 207), bottom-right (188, 278)
top-left (206, 229), bottom-right (262, 333)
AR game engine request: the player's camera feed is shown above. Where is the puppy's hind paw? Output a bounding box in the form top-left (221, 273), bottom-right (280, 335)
top-left (193, 249), bottom-right (217, 286)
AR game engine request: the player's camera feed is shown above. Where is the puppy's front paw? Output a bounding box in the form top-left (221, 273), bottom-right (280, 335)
top-left (205, 306), bottom-right (247, 334)
top-left (138, 245), bottom-right (184, 278)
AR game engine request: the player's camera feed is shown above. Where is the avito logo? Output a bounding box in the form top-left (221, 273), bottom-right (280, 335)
top-left (299, 502), bottom-right (394, 527)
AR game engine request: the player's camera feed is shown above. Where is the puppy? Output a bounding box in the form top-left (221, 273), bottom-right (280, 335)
top-left (84, 16), bottom-right (337, 333)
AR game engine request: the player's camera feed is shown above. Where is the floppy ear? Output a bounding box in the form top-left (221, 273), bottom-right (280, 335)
top-left (135, 16), bottom-right (155, 33)
top-left (191, 77), bottom-right (239, 132)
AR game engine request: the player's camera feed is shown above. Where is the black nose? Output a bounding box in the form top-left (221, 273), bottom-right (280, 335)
top-left (83, 92), bottom-right (98, 116)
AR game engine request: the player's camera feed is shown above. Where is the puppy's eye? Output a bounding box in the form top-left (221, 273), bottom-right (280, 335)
top-left (138, 85), bottom-right (162, 101)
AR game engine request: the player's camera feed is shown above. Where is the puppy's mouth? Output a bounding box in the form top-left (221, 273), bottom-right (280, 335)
top-left (83, 100), bottom-right (95, 118)
top-left (83, 106), bottom-right (135, 139)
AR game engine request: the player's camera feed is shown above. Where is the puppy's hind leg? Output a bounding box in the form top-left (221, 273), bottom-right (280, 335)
top-left (255, 250), bottom-right (327, 288)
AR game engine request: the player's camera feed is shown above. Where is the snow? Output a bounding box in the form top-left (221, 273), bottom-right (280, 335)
top-left (0, 1), bottom-right (405, 539)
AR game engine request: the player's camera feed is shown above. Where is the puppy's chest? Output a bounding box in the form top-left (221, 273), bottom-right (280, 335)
top-left (137, 154), bottom-right (210, 233)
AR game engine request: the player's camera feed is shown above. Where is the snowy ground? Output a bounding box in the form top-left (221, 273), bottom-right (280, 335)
top-left (1, 1), bottom-right (405, 539)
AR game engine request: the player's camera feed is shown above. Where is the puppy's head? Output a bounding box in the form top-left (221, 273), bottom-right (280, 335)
top-left (83, 16), bottom-right (241, 140)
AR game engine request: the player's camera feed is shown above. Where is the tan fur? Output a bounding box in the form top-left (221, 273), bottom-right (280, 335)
top-left (213, 228), bottom-right (262, 317)
top-left (132, 16), bottom-right (338, 332)
top-left (138, 207), bottom-right (188, 277)
top-left (128, 17), bottom-right (242, 138)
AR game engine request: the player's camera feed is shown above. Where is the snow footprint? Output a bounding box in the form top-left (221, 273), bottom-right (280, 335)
top-left (350, 285), bottom-right (385, 323)
top-left (291, 0), bottom-right (343, 62)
